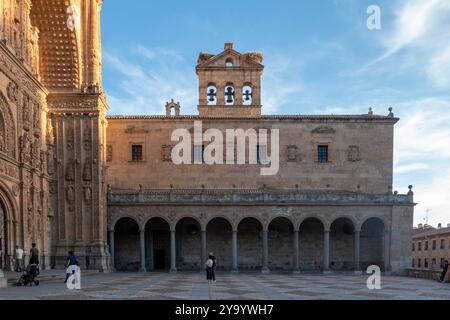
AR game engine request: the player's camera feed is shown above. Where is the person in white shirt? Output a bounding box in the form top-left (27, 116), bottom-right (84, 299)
top-left (15, 245), bottom-right (24, 272)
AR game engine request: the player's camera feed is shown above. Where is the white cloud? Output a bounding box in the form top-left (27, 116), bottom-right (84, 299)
top-left (357, 0), bottom-right (450, 88)
top-left (394, 163), bottom-right (429, 174)
top-left (392, 97), bottom-right (450, 226)
top-left (104, 48), bottom-right (196, 115)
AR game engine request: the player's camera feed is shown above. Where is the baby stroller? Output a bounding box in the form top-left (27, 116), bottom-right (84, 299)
top-left (15, 263), bottom-right (40, 286)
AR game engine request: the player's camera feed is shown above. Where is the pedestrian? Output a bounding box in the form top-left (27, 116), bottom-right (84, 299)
top-left (29, 243), bottom-right (39, 265)
top-left (205, 257), bottom-right (213, 284)
top-left (209, 252), bottom-right (217, 283)
top-left (440, 259), bottom-right (449, 283)
top-left (64, 251), bottom-right (79, 284)
top-left (15, 245), bottom-right (24, 272)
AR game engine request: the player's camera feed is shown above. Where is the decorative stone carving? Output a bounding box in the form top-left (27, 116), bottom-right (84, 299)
top-left (22, 94), bottom-right (31, 131)
top-left (161, 145), bottom-right (172, 162)
top-left (0, 92), bottom-right (16, 157)
top-left (65, 160), bottom-right (75, 181)
top-left (32, 138), bottom-right (41, 167)
top-left (66, 185), bottom-right (75, 209)
top-left (20, 132), bottom-right (31, 164)
top-left (6, 82), bottom-right (18, 104)
top-left (244, 52), bottom-right (264, 64)
top-left (27, 201), bottom-right (33, 233)
top-left (168, 212), bottom-right (177, 222)
top-left (197, 53), bottom-right (214, 65)
top-left (46, 116), bottom-right (54, 145)
top-left (12, 185), bottom-right (20, 197)
top-left (33, 103), bottom-right (41, 136)
top-left (83, 160), bottom-right (92, 181)
top-left (47, 146), bottom-right (55, 175)
top-left (66, 121), bottom-right (74, 151)
top-left (106, 145), bottom-right (112, 162)
top-left (49, 182), bottom-right (57, 195)
top-left (347, 145), bottom-right (361, 162)
top-left (84, 186), bottom-right (92, 204)
top-left (83, 119), bottom-right (92, 151)
top-left (312, 126), bottom-right (336, 134)
top-left (287, 145), bottom-right (298, 162)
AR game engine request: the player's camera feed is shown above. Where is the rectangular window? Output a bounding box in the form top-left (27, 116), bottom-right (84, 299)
top-left (441, 239), bottom-right (445, 250)
top-left (193, 145), bottom-right (204, 163)
top-left (131, 144), bottom-right (143, 161)
top-left (432, 258), bottom-right (436, 268)
top-left (432, 240), bottom-right (436, 250)
top-left (317, 145), bottom-right (329, 163)
top-left (425, 241), bottom-right (428, 251)
top-left (412, 259), bottom-right (415, 268)
top-left (257, 145), bottom-right (267, 164)
top-left (412, 243), bottom-right (415, 251)
top-left (418, 242), bottom-right (422, 251)
top-left (424, 259), bottom-right (428, 268)
top-left (418, 259), bottom-right (421, 268)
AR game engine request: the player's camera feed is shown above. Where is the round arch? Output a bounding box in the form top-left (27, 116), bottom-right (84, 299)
top-left (268, 216), bottom-right (294, 271)
top-left (145, 217), bottom-right (171, 271)
top-left (237, 217), bottom-right (263, 270)
top-left (236, 215), bottom-right (264, 231)
top-left (297, 215), bottom-right (326, 231)
top-left (175, 217), bottom-right (202, 271)
top-left (360, 217), bottom-right (385, 271)
top-left (326, 215), bottom-right (358, 232)
top-left (299, 217), bottom-right (325, 271)
top-left (114, 217), bottom-right (140, 271)
top-left (330, 217), bottom-right (356, 271)
top-left (0, 183), bottom-right (18, 270)
top-left (206, 217), bottom-right (233, 270)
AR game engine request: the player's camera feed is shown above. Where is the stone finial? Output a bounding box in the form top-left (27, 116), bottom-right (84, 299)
top-left (165, 99), bottom-right (180, 116)
top-left (408, 185), bottom-right (414, 195)
top-left (224, 43), bottom-right (233, 51)
top-left (388, 107), bottom-right (394, 117)
top-left (368, 107), bottom-right (374, 116)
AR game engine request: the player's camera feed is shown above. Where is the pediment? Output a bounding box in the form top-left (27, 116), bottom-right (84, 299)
top-left (197, 50), bottom-right (263, 69)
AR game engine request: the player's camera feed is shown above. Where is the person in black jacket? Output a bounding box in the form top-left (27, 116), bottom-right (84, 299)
top-left (209, 252), bottom-right (217, 283)
top-left (440, 260), bottom-right (449, 282)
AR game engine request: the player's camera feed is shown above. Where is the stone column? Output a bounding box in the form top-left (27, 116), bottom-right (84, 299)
top-left (148, 230), bottom-right (154, 271)
top-left (293, 230), bottom-right (300, 273)
top-left (201, 230), bottom-right (207, 271)
top-left (261, 230), bottom-right (270, 274)
top-left (139, 229), bottom-right (146, 272)
top-left (108, 229), bottom-right (115, 269)
top-left (231, 230), bottom-right (238, 272)
top-left (323, 230), bottom-right (330, 273)
top-left (354, 230), bottom-right (361, 274)
top-left (170, 230), bottom-right (177, 273)
top-left (383, 229), bottom-right (391, 272)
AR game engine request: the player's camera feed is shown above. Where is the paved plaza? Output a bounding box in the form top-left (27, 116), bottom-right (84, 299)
top-left (0, 272), bottom-right (449, 300)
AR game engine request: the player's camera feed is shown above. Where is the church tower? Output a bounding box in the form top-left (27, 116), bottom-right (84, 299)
top-left (196, 43), bottom-right (264, 117)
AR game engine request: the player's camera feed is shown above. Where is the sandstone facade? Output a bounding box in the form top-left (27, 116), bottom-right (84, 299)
top-left (0, 3), bottom-right (415, 281)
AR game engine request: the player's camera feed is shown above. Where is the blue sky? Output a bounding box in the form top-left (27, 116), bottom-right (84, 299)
top-left (101, 0), bottom-right (450, 227)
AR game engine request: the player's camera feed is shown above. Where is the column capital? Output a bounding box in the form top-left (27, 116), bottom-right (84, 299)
top-left (324, 229), bottom-right (330, 233)
top-left (139, 228), bottom-right (145, 233)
